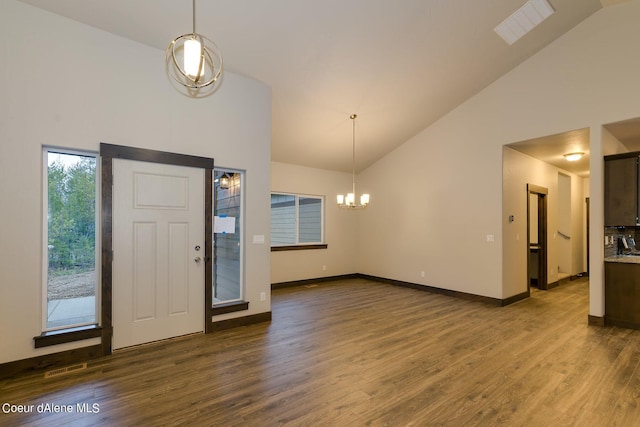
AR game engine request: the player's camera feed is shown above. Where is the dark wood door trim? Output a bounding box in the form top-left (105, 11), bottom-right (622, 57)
top-left (528, 184), bottom-right (548, 196)
top-left (537, 192), bottom-right (548, 289)
top-left (586, 197), bottom-right (590, 275)
top-left (100, 143), bottom-right (213, 168)
top-left (100, 143), bottom-right (214, 355)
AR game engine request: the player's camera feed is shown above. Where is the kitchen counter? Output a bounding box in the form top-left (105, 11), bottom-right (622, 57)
top-left (604, 255), bottom-right (640, 264)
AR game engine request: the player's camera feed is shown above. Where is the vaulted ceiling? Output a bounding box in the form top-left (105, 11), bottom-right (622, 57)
top-left (21, 0), bottom-right (622, 173)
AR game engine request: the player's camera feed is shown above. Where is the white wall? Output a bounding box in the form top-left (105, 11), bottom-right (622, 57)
top-left (583, 177), bottom-right (591, 272)
top-left (271, 162), bottom-right (358, 283)
top-left (558, 173), bottom-right (571, 275)
top-left (356, 2), bottom-right (640, 306)
top-left (570, 171), bottom-right (587, 276)
top-left (0, 1), bottom-right (271, 364)
top-left (602, 126), bottom-right (630, 155)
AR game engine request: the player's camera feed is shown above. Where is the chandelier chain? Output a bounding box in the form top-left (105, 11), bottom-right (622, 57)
top-left (352, 114), bottom-right (357, 198)
top-left (192, 0), bottom-right (196, 34)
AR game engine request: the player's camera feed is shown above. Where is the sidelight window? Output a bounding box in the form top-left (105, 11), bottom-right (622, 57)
top-left (213, 169), bottom-right (244, 304)
top-left (43, 148), bottom-right (98, 331)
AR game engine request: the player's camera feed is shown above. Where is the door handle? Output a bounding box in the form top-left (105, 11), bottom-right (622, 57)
top-left (194, 256), bottom-right (202, 263)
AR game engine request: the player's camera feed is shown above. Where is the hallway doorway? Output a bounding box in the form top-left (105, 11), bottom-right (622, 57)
top-left (528, 184), bottom-right (548, 290)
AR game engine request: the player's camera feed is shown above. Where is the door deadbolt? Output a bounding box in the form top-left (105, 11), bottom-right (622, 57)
top-left (195, 245), bottom-right (201, 251)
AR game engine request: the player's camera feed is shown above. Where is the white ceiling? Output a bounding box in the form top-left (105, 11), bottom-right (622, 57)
top-left (605, 117), bottom-right (640, 152)
top-left (20, 0), bottom-right (616, 173)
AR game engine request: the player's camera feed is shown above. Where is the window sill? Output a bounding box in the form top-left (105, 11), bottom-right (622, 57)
top-left (34, 325), bottom-right (102, 348)
top-left (211, 301), bottom-right (249, 316)
top-left (271, 244), bottom-right (328, 252)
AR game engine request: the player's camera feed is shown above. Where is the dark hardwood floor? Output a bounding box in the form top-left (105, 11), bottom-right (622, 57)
top-left (1, 277), bottom-right (639, 426)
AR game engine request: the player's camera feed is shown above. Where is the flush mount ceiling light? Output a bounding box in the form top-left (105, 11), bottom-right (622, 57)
top-left (337, 114), bottom-right (370, 209)
top-left (564, 152), bottom-right (584, 162)
top-left (166, 0), bottom-right (223, 91)
top-left (494, 0), bottom-right (555, 45)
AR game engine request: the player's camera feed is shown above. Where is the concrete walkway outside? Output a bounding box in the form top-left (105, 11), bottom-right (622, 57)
top-left (47, 296), bottom-right (95, 329)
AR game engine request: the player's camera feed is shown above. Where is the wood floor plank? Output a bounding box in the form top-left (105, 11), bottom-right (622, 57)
top-left (1, 277), bottom-right (640, 426)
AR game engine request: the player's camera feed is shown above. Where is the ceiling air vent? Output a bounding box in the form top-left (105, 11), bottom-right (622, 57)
top-left (494, 0), bottom-right (555, 45)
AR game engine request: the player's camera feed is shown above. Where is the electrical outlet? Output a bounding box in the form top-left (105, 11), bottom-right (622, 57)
top-left (260, 292), bottom-right (266, 301)
top-left (421, 271), bottom-right (425, 278)
top-left (322, 265), bottom-right (327, 271)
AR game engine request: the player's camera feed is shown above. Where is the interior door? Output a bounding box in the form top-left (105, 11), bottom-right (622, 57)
top-left (112, 158), bottom-right (205, 349)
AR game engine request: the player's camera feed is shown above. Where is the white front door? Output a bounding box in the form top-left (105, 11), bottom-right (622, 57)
top-left (112, 159), bottom-right (205, 349)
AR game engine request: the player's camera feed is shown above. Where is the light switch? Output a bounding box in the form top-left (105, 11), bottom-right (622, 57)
top-left (486, 234), bottom-right (495, 242)
top-left (253, 235), bottom-right (265, 244)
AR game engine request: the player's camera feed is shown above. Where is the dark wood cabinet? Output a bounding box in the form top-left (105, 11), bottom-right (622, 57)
top-left (605, 262), bottom-right (640, 329)
top-left (604, 154), bottom-right (640, 226)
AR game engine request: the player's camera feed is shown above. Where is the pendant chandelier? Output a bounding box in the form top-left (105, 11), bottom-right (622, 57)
top-left (166, 0), bottom-right (223, 90)
top-left (337, 114), bottom-right (370, 209)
